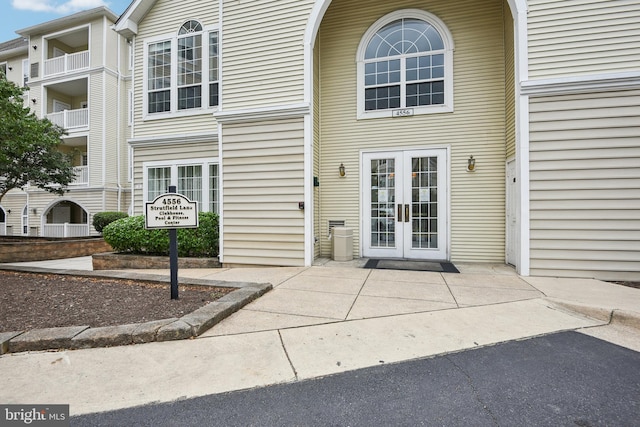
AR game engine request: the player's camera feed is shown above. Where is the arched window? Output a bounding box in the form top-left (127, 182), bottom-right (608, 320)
top-left (146, 20), bottom-right (219, 116)
top-left (357, 10), bottom-right (454, 119)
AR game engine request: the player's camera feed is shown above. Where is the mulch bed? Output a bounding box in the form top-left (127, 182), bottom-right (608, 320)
top-left (0, 270), bottom-right (233, 332)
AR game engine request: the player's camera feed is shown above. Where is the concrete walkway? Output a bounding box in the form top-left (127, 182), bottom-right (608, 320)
top-left (1, 257), bottom-right (639, 416)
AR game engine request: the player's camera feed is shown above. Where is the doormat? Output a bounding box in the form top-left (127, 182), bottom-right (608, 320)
top-left (364, 259), bottom-right (460, 273)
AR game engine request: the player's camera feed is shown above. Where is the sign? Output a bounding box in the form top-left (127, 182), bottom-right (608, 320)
top-left (392, 108), bottom-right (414, 118)
top-left (145, 193), bottom-right (198, 230)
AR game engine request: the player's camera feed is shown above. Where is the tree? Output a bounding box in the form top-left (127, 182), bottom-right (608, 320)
top-left (0, 72), bottom-right (75, 203)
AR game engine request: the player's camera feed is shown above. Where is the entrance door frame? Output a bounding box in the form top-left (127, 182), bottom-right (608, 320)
top-left (360, 146), bottom-right (451, 261)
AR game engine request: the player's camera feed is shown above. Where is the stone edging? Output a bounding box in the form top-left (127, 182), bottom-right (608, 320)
top-left (0, 266), bottom-right (271, 354)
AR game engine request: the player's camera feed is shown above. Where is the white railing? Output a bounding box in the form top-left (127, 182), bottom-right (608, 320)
top-left (42, 223), bottom-right (90, 238)
top-left (44, 51), bottom-right (89, 76)
top-left (46, 108), bottom-right (89, 130)
top-left (71, 166), bottom-right (88, 185)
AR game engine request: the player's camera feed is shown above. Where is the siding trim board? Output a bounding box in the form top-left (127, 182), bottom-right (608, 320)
top-left (522, 71), bottom-right (640, 97)
top-left (215, 103), bottom-right (310, 124)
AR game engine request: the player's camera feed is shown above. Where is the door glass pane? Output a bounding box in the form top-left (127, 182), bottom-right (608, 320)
top-left (411, 156), bottom-right (437, 248)
top-left (370, 159), bottom-right (396, 247)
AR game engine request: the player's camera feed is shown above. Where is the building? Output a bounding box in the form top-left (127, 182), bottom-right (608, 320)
top-left (114, 0), bottom-right (640, 281)
top-left (4, 0), bottom-right (631, 281)
top-left (0, 7), bottom-right (131, 238)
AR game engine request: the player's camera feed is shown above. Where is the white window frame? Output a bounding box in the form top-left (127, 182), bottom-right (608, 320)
top-left (356, 9), bottom-right (455, 120)
top-left (142, 23), bottom-right (220, 120)
top-left (143, 158), bottom-right (220, 213)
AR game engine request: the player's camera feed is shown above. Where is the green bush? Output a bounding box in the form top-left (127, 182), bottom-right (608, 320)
top-left (93, 211), bottom-right (129, 233)
top-left (102, 212), bottom-right (219, 257)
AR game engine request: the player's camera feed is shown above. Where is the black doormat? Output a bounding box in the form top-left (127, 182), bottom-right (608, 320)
top-left (364, 259), bottom-right (460, 273)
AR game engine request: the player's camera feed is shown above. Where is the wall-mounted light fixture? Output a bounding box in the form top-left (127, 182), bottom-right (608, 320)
top-left (7, 66), bottom-right (12, 71)
top-left (32, 208), bottom-right (37, 214)
top-left (467, 155), bottom-right (476, 172)
top-left (6, 209), bottom-right (11, 214)
top-left (31, 98), bottom-right (37, 104)
top-left (32, 45), bottom-right (37, 50)
top-left (338, 163), bottom-right (346, 177)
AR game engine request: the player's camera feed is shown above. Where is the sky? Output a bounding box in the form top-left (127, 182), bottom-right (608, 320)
top-left (1, 0), bottom-right (132, 42)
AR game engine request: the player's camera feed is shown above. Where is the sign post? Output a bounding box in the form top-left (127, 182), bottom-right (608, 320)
top-left (145, 186), bottom-right (199, 299)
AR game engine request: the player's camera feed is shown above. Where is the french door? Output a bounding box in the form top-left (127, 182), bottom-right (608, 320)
top-left (362, 149), bottom-right (448, 260)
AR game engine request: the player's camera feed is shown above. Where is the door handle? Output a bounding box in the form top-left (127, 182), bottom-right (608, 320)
top-left (404, 204), bottom-right (410, 222)
top-left (397, 204), bottom-right (403, 222)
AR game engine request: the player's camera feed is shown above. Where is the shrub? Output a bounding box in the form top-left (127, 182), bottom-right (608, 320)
top-left (93, 211), bottom-right (129, 233)
top-left (102, 212), bottom-right (219, 257)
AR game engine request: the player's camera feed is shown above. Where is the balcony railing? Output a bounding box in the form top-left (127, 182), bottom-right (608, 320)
top-left (71, 166), bottom-right (88, 185)
top-left (44, 51), bottom-right (89, 76)
top-left (46, 108), bottom-right (89, 130)
top-left (42, 223), bottom-right (90, 238)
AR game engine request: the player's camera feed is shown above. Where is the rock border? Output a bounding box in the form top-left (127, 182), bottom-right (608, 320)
top-left (0, 265), bottom-right (271, 354)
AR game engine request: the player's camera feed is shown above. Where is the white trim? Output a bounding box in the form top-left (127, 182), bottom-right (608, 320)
top-left (304, 113), bottom-right (313, 266)
top-left (218, 0), bottom-right (225, 265)
top-left (355, 9), bottom-right (454, 120)
top-left (521, 71), bottom-right (640, 97)
top-left (128, 132), bottom-right (217, 147)
top-left (214, 103), bottom-right (310, 123)
top-left (516, 94), bottom-right (530, 276)
top-left (513, 4), bottom-right (529, 276)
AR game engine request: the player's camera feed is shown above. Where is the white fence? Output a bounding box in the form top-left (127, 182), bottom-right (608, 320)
top-left (42, 223), bottom-right (90, 238)
top-left (44, 51), bottom-right (89, 76)
top-left (46, 108), bottom-right (89, 130)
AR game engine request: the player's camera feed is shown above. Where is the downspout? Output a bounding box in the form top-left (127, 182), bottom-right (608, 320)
top-left (115, 26), bottom-right (122, 212)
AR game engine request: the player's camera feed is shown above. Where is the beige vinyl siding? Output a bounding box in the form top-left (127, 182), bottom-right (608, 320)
top-left (222, 118), bottom-right (305, 266)
top-left (504, 0), bottom-right (516, 159)
top-left (132, 141), bottom-right (219, 215)
top-left (89, 18), bottom-right (105, 70)
top-left (528, 0), bottom-right (640, 79)
top-left (88, 73), bottom-right (104, 186)
top-left (104, 73), bottom-right (119, 187)
top-left (222, 0), bottom-right (314, 110)
top-left (317, 0), bottom-right (508, 262)
top-left (529, 89), bottom-right (640, 281)
top-left (132, 0), bottom-right (219, 138)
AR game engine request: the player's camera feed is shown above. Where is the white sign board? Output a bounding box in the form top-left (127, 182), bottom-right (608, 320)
top-left (145, 193), bottom-right (199, 229)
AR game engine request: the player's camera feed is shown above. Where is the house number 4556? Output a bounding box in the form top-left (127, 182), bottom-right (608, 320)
top-left (392, 108), bottom-right (414, 117)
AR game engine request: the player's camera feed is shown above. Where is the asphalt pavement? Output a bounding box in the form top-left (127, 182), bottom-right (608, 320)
top-left (71, 331), bottom-right (640, 426)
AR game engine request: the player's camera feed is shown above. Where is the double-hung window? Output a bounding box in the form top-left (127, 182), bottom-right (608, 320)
top-left (357, 10), bottom-right (454, 119)
top-left (146, 20), bottom-right (219, 117)
top-left (145, 159), bottom-right (219, 213)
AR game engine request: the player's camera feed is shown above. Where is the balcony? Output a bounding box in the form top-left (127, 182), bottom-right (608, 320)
top-left (46, 108), bottom-right (89, 130)
top-left (44, 50), bottom-right (89, 77)
top-left (71, 166), bottom-right (88, 186)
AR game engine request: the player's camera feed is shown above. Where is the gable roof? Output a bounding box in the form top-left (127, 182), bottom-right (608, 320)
top-left (0, 37), bottom-right (28, 60)
top-left (114, 0), bottom-right (158, 38)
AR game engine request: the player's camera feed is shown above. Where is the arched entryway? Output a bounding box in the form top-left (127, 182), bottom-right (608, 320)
top-left (305, 0), bottom-right (526, 268)
top-left (42, 200), bottom-right (90, 237)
